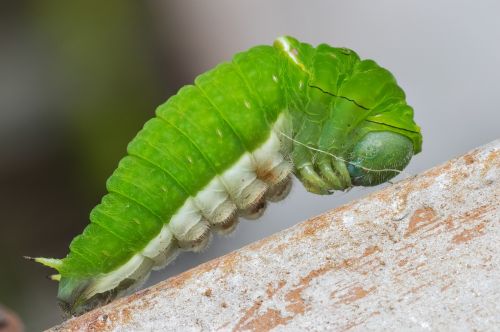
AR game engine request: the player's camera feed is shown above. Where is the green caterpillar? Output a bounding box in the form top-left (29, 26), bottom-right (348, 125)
top-left (34, 36), bottom-right (422, 315)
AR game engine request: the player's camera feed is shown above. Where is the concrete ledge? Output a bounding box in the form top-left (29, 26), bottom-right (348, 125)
top-left (50, 140), bottom-right (499, 331)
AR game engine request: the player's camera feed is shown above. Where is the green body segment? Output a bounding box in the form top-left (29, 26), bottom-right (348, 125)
top-left (39, 36), bottom-right (421, 310)
top-left (59, 45), bottom-right (287, 279)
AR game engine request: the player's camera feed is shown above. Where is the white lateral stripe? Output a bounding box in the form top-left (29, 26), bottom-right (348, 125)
top-left (253, 131), bottom-right (285, 173)
top-left (80, 113), bottom-right (293, 301)
top-left (193, 177), bottom-right (229, 216)
top-left (141, 225), bottom-right (173, 260)
top-left (84, 254), bottom-right (150, 299)
top-left (85, 225), bottom-right (178, 298)
top-left (168, 198), bottom-right (203, 239)
top-left (221, 153), bottom-right (257, 198)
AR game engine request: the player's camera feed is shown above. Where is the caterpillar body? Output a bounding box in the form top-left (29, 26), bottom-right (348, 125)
top-left (34, 36), bottom-right (422, 314)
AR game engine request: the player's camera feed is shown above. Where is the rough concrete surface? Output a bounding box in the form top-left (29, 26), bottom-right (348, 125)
top-left (50, 140), bottom-right (499, 331)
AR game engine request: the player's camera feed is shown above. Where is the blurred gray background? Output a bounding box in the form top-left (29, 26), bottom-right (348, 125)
top-left (1, 0), bottom-right (498, 330)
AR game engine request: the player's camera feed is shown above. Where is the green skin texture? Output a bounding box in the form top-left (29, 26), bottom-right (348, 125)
top-left (38, 36), bottom-right (422, 313)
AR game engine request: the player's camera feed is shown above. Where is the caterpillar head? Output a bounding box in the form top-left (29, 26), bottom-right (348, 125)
top-left (347, 131), bottom-right (414, 186)
top-left (344, 106), bottom-right (422, 188)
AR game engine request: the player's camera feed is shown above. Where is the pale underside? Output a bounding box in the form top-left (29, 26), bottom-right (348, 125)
top-left (82, 113), bottom-right (294, 300)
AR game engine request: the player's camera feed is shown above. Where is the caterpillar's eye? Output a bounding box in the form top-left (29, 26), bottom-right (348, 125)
top-left (347, 131), bottom-right (414, 186)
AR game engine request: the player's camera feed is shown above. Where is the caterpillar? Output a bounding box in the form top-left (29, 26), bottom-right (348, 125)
top-left (33, 36), bottom-right (422, 315)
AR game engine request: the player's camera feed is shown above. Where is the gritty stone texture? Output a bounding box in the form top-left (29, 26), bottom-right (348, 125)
top-left (49, 140), bottom-right (499, 332)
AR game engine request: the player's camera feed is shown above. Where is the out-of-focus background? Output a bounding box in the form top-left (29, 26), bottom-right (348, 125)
top-left (1, 1), bottom-right (498, 330)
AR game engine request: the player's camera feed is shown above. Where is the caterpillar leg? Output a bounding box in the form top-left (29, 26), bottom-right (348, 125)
top-left (297, 163), bottom-right (331, 194)
top-left (193, 176), bottom-right (239, 235)
top-left (266, 175), bottom-right (292, 202)
top-left (331, 159), bottom-right (351, 188)
top-left (142, 225), bottom-right (179, 270)
top-left (168, 199), bottom-right (212, 252)
top-left (240, 196), bottom-right (267, 220)
top-left (316, 159), bottom-right (344, 190)
top-left (296, 157), bottom-right (353, 194)
top-left (176, 220), bottom-right (212, 252)
top-left (212, 215), bottom-right (239, 235)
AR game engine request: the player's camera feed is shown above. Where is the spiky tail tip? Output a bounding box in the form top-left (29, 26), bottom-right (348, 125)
top-left (24, 256), bottom-right (63, 279)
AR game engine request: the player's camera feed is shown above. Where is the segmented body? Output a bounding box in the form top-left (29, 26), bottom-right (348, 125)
top-left (35, 36), bottom-right (421, 314)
